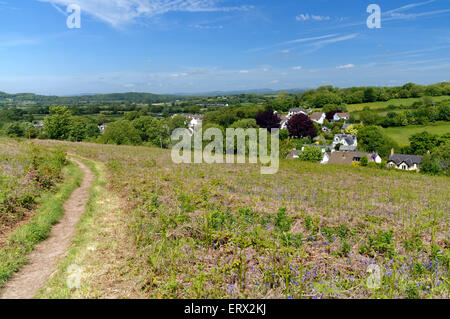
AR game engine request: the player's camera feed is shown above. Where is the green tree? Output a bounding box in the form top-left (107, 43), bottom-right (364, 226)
top-left (5, 122), bottom-right (25, 137)
top-left (420, 154), bottom-right (442, 175)
top-left (357, 125), bottom-right (398, 158)
top-left (100, 120), bottom-right (142, 145)
top-left (230, 118), bottom-right (258, 129)
top-left (132, 116), bottom-right (155, 141)
top-left (364, 87), bottom-right (377, 102)
top-left (43, 106), bottom-right (72, 140)
top-left (146, 118), bottom-right (170, 148)
top-left (169, 115), bottom-right (188, 133)
top-left (69, 117), bottom-right (88, 142)
top-left (408, 131), bottom-right (439, 155)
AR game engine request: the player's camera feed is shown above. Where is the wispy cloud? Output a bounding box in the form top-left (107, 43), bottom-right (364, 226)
top-left (385, 0), bottom-right (436, 16)
top-left (282, 34), bottom-right (338, 45)
top-left (0, 38), bottom-right (40, 48)
top-left (384, 0), bottom-right (450, 20)
top-left (296, 13), bottom-right (330, 22)
top-left (38, 0), bottom-right (253, 28)
top-left (336, 64), bottom-right (355, 69)
top-left (245, 34), bottom-right (339, 53)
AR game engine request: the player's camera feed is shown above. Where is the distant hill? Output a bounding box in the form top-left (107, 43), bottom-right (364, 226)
top-left (0, 91), bottom-right (192, 107)
top-left (0, 89), bottom-right (309, 107)
top-left (177, 88), bottom-right (309, 96)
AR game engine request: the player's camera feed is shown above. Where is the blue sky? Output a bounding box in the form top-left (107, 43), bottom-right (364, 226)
top-left (0, 0), bottom-right (449, 95)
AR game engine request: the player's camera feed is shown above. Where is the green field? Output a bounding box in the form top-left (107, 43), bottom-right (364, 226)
top-left (348, 96), bottom-right (449, 112)
top-left (383, 122), bottom-right (450, 146)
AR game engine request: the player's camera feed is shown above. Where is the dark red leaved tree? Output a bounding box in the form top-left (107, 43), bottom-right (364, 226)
top-left (287, 113), bottom-right (317, 138)
top-left (255, 110), bottom-right (281, 129)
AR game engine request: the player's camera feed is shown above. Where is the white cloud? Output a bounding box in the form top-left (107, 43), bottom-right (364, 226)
top-left (336, 64), bottom-right (355, 69)
top-left (283, 34), bottom-right (338, 45)
top-left (296, 13), bottom-right (330, 22)
top-left (384, 0), bottom-right (450, 21)
top-left (38, 0), bottom-right (253, 28)
top-left (385, 0), bottom-right (436, 16)
top-left (292, 66), bottom-right (302, 70)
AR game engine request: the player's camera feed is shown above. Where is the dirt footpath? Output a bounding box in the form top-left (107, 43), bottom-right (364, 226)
top-left (0, 158), bottom-right (94, 299)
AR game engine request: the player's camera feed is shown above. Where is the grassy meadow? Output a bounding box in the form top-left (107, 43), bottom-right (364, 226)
top-left (383, 122), bottom-right (450, 146)
top-left (347, 96), bottom-right (449, 112)
top-left (34, 140), bottom-right (450, 299)
top-left (0, 138), bottom-right (68, 237)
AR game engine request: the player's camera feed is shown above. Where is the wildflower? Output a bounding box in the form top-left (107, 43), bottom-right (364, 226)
top-left (229, 285), bottom-right (234, 292)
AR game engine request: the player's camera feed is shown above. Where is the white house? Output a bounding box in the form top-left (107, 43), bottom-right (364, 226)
top-left (98, 123), bottom-right (108, 133)
top-left (321, 152), bottom-right (330, 164)
top-left (332, 134), bottom-right (357, 149)
top-left (186, 115), bottom-right (203, 135)
top-left (288, 108), bottom-right (308, 118)
top-left (279, 115), bottom-right (289, 130)
top-left (387, 150), bottom-right (422, 171)
top-left (309, 112), bottom-right (326, 125)
top-left (33, 122), bottom-right (44, 129)
top-left (333, 112), bottom-right (350, 122)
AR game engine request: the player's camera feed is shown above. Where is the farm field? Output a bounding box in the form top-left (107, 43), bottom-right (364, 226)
top-left (383, 122), bottom-right (450, 146)
top-left (34, 139), bottom-right (450, 299)
top-left (347, 96), bottom-right (449, 112)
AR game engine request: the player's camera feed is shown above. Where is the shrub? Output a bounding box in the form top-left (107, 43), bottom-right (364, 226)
top-left (299, 146), bottom-right (323, 162)
top-left (274, 208), bottom-right (292, 232)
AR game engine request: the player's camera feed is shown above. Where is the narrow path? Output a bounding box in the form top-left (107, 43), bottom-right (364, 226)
top-left (0, 158), bottom-right (94, 299)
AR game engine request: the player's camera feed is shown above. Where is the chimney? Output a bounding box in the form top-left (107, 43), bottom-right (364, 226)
top-left (390, 148), bottom-right (395, 156)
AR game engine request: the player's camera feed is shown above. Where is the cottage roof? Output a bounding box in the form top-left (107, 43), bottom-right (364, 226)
top-left (328, 151), bottom-right (375, 165)
top-left (339, 145), bottom-right (357, 151)
top-left (335, 134), bottom-right (357, 145)
top-left (335, 112), bottom-right (350, 118)
top-left (310, 112), bottom-right (324, 121)
top-left (388, 154), bottom-right (422, 166)
top-left (289, 108), bottom-right (307, 113)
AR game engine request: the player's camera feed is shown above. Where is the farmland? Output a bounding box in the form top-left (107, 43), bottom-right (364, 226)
top-left (347, 96), bottom-right (449, 112)
top-left (34, 140), bottom-right (450, 299)
top-left (383, 122), bottom-right (450, 146)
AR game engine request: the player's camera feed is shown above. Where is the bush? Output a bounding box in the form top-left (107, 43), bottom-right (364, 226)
top-left (299, 146), bottom-right (323, 162)
top-left (360, 156), bottom-right (368, 167)
top-left (274, 208), bottom-right (292, 232)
